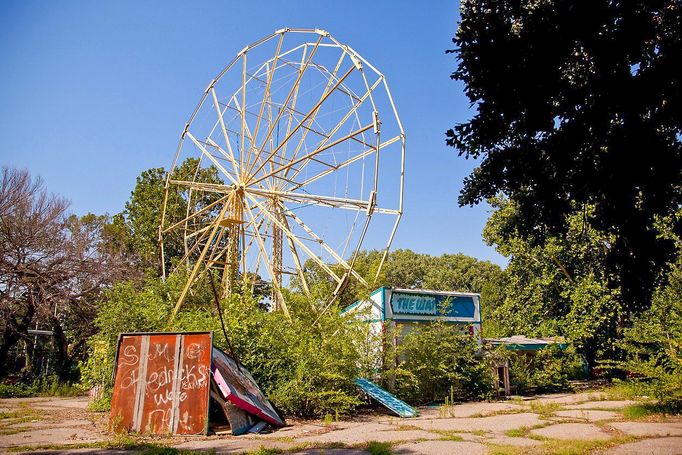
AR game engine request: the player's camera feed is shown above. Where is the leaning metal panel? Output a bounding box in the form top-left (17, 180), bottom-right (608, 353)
top-left (110, 332), bottom-right (212, 435)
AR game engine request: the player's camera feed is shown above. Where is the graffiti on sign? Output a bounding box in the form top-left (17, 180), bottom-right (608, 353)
top-left (110, 332), bottom-right (212, 435)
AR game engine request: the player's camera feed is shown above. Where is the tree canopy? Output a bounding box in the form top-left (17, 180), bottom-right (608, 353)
top-left (449, 0), bottom-right (682, 312)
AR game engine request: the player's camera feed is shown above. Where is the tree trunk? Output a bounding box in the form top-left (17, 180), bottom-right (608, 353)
top-left (0, 303), bottom-right (35, 379)
top-left (51, 317), bottom-right (71, 381)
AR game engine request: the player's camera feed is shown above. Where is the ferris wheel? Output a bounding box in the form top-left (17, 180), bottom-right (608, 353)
top-left (160, 28), bottom-right (405, 318)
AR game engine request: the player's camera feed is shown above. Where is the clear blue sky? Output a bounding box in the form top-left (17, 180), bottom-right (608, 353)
top-left (0, 0), bottom-right (505, 266)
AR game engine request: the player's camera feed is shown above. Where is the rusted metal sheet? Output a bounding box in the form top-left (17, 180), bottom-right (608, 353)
top-left (175, 333), bottom-right (212, 434)
top-left (110, 332), bottom-right (212, 435)
top-left (211, 346), bottom-right (284, 427)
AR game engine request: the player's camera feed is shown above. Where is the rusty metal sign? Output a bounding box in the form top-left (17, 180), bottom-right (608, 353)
top-left (110, 332), bottom-right (212, 435)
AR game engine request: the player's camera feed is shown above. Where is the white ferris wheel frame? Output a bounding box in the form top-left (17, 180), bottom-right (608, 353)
top-left (159, 28), bottom-right (405, 319)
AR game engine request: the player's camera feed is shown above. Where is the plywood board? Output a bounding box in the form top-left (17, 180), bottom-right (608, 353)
top-left (211, 346), bottom-right (284, 427)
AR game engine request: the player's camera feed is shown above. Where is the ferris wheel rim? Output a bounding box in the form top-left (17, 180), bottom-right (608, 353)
top-left (160, 28), bottom-right (405, 317)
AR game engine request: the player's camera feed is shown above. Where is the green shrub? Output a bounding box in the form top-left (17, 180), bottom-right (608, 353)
top-left (80, 275), bottom-right (377, 418)
top-left (384, 321), bottom-right (494, 404)
top-left (616, 262), bottom-right (682, 412)
top-left (0, 382), bottom-right (36, 398)
top-left (508, 345), bottom-right (582, 394)
top-left (0, 376), bottom-right (82, 398)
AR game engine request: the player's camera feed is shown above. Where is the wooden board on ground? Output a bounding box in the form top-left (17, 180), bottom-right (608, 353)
top-left (211, 346), bottom-right (285, 427)
top-left (355, 377), bottom-right (418, 418)
top-left (110, 332), bottom-right (212, 435)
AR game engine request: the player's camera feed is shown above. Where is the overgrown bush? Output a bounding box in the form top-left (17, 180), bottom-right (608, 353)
top-left (384, 321), bottom-right (494, 404)
top-left (0, 376), bottom-right (82, 398)
top-left (80, 274), bottom-right (377, 418)
top-left (507, 345), bottom-right (583, 395)
top-left (0, 382), bottom-right (36, 398)
top-left (616, 262), bottom-right (682, 412)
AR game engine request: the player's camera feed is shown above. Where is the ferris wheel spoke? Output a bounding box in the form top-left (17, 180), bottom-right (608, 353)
top-left (282, 206), bottom-right (367, 285)
top-left (284, 76), bottom-right (383, 182)
top-left (242, 210), bottom-right (266, 260)
top-left (248, 33), bottom-right (284, 170)
top-left (248, 64), bottom-right (356, 183)
top-left (186, 131), bottom-right (240, 186)
top-left (281, 51), bottom-right (348, 166)
top-left (229, 94), bottom-right (259, 174)
top-left (291, 134), bottom-right (401, 191)
top-left (247, 187), bottom-right (391, 214)
top-left (247, 35), bottom-right (324, 177)
top-left (250, 123), bottom-right (373, 187)
top-left (240, 52), bottom-right (247, 171)
top-left (168, 179), bottom-right (235, 195)
top-left (173, 202), bottom-right (231, 317)
top-left (162, 194), bottom-right (230, 234)
top-left (210, 88), bottom-right (241, 177)
top-left (279, 213), bottom-right (311, 299)
top-left (284, 74), bottom-right (382, 180)
top-left (205, 137), bottom-right (241, 180)
top-left (245, 192), bottom-right (343, 284)
top-left (243, 198), bottom-right (291, 318)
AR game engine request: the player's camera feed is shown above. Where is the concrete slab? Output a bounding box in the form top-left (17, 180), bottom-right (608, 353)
top-left (530, 422), bottom-right (611, 440)
top-left (568, 400), bottom-right (637, 410)
top-left (410, 412), bottom-right (547, 433)
top-left (299, 428), bottom-right (440, 444)
top-left (609, 421), bottom-right (682, 437)
top-left (0, 427), bottom-right (104, 448)
top-left (253, 422), bottom-right (336, 439)
top-left (553, 409), bottom-right (621, 421)
top-left (484, 435), bottom-right (542, 447)
top-left (30, 398), bottom-right (89, 410)
top-left (13, 450), bottom-right (131, 455)
top-left (393, 440), bottom-right (487, 454)
top-left (603, 437), bottom-right (682, 454)
top-left (432, 401), bottom-right (525, 418)
top-left (175, 437), bottom-right (293, 453)
top-left (11, 419), bottom-right (93, 429)
top-left (293, 450), bottom-right (369, 455)
top-left (532, 392), bottom-right (607, 405)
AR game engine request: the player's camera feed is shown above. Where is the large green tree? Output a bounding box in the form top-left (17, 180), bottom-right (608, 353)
top-left (484, 198), bottom-right (621, 365)
top-left (121, 158), bottom-right (222, 274)
top-left (449, 0), bottom-right (682, 313)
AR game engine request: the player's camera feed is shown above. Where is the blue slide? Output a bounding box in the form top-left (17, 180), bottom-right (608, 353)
top-left (355, 377), bottom-right (419, 418)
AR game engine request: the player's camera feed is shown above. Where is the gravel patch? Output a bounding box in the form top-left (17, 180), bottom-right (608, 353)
top-left (530, 422), bottom-right (611, 440)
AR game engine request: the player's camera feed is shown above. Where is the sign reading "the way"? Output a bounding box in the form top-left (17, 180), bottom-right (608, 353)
top-left (389, 292), bottom-right (477, 319)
